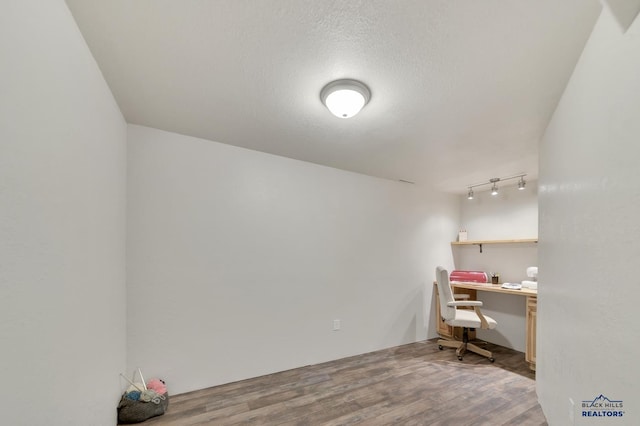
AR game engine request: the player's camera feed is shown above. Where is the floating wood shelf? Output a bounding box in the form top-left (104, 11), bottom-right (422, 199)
top-left (451, 238), bottom-right (538, 253)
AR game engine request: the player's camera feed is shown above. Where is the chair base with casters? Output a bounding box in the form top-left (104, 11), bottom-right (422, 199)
top-left (435, 266), bottom-right (498, 363)
top-left (438, 327), bottom-right (495, 362)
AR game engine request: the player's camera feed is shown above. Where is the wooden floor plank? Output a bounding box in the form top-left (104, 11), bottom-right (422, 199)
top-left (132, 339), bottom-right (546, 425)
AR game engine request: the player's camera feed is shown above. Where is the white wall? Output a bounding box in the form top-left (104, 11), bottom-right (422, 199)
top-left (459, 183), bottom-right (538, 240)
top-left (455, 183), bottom-right (538, 351)
top-left (0, 1), bottom-right (127, 425)
top-left (538, 6), bottom-right (640, 425)
top-left (127, 125), bottom-right (458, 394)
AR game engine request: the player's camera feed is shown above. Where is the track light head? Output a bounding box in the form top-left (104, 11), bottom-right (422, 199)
top-left (518, 177), bottom-right (526, 190)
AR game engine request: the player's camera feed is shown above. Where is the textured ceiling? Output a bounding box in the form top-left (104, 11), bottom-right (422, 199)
top-left (65, 0), bottom-right (602, 193)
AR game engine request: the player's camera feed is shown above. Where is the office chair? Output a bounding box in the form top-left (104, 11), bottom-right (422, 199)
top-left (435, 266), bottom-right (497, 362)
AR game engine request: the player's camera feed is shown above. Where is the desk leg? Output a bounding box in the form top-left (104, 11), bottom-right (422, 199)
top-left (525, 296), bottom-right (537, 370)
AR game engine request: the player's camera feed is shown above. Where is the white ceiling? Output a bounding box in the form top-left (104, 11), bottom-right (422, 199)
top-left (65, 0), bottom-right (602, 193)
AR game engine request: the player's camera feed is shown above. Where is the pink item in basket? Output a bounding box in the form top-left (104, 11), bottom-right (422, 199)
top-left (146, 379), bottom-right (167, 395)
top-left (449, 270), bottom-right (489, 283)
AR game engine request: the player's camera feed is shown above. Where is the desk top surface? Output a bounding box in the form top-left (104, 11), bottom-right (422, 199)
top-left (449, 281), bottom-right (537, 297)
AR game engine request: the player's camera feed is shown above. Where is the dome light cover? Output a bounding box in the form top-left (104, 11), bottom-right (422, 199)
top-left (320, 79), bottom-right (371, 118)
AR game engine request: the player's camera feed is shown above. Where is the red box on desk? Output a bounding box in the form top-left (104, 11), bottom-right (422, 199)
top-left (449, 270), bottom-right (489, 283)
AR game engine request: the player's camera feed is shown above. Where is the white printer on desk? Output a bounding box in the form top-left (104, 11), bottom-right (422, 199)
top-left (522, 266), bottom-right (538, 289)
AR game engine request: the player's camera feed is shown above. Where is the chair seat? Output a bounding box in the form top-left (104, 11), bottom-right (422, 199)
top-left (447, 309), bottom-right (497, 329)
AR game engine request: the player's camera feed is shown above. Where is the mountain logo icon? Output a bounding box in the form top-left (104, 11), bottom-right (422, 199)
top-left (582, 394), bottom-right (623, 407)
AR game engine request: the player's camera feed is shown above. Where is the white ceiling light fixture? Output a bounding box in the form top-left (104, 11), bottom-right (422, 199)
top-left (466, 174), bottom-right (527, 199)
top-left (320, 79), bottom-right (371, 119)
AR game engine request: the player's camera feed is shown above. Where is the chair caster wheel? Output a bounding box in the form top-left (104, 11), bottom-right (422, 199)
top-left (457, 356), bottom-right (463, 361)
top-left (489, 358), bottom-right (495, 363)
top-left (438, 345), bottom-right (443, 350)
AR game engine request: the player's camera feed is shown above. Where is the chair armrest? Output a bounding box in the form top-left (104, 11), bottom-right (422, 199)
top-left (447, 300), bottom-right (483, 307)
top-left (474, 306), bottom-right (490, 329)
top-left (453, 294), bottom-right (470, 300)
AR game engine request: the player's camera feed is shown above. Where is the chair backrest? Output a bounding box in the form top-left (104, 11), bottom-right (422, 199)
top-left (435, 266), bottom-right (456, 321)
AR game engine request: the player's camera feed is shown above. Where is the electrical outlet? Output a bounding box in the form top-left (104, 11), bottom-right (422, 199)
top-left (333, 319), bottom-right (341, 331)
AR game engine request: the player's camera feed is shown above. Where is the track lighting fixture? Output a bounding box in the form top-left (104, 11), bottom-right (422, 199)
top-left (466, 174), bottom-right (527, 199)
top-left (518, 176), bottom-right (526, 190)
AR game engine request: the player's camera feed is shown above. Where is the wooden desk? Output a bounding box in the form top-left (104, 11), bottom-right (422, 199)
top-left (434, 282), bottom-right (537, 370)
top-left (450, 282), bottom-right (537, 297)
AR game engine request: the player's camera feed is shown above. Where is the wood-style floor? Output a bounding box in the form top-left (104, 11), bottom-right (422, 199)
top-left (133, 339), bottom-right (546, 426)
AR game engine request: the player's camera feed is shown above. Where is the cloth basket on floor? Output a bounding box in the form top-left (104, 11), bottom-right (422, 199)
top-left (117, 391), bottom-right (169, 424)
top-left (117, 369), bottom-right (169, 424)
